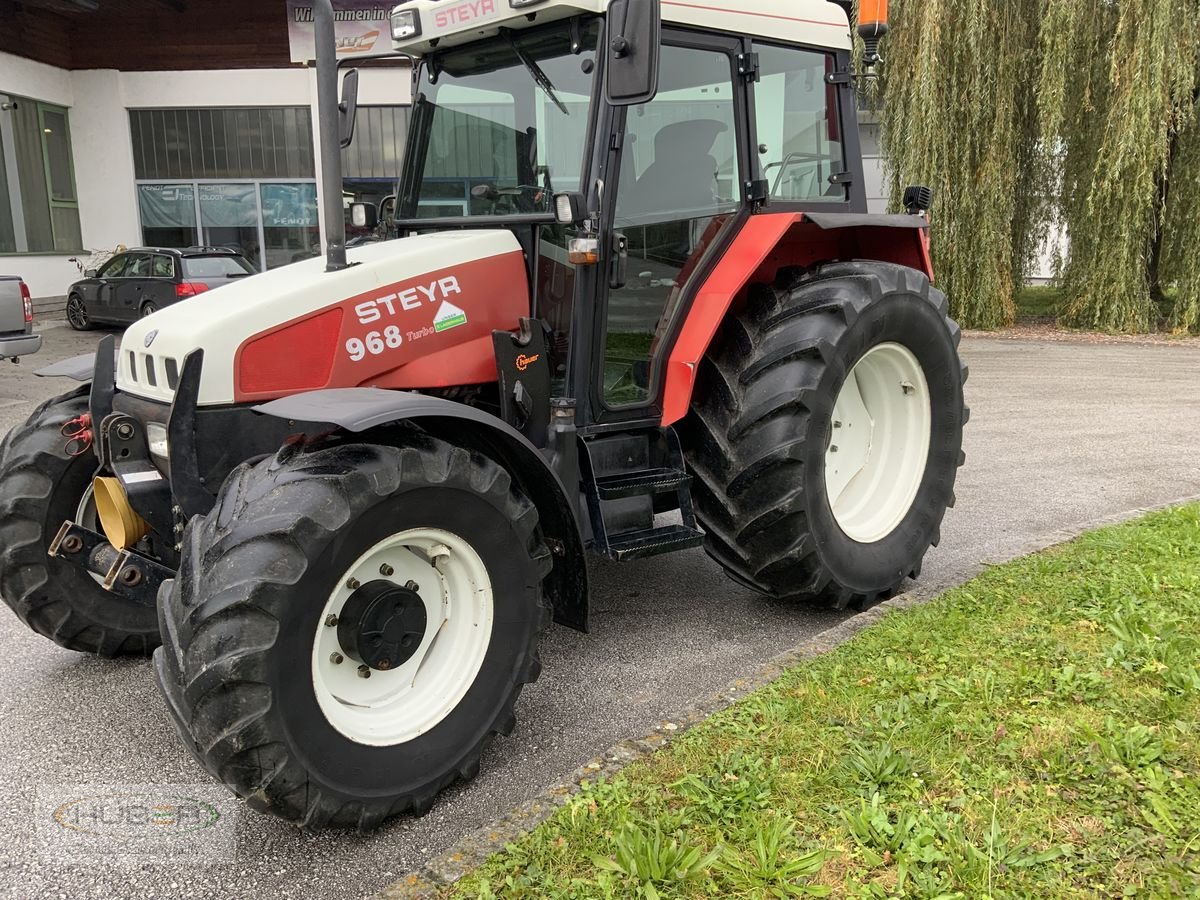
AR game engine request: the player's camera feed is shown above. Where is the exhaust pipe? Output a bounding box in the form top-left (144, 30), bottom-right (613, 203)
top-left (313, 0), bottom-right (349, 272)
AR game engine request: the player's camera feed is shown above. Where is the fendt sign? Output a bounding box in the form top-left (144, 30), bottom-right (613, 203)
top-left (287, 0), bottom-right (392, 62)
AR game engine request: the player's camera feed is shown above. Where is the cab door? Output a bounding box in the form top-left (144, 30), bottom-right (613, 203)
top-left (591, 30), bottom-right (750, 419)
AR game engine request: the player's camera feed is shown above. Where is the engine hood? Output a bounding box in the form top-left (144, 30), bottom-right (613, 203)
top-left (116, 230), bottom-right (527, 406)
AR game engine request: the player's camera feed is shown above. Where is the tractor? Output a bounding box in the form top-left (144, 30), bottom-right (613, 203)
top-left (0, 0), bottom-right (967, 829)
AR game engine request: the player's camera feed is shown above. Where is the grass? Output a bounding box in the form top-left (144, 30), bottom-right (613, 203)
top-left (448, 505), bottom-right (1200, 898)
top-left (1014, 285), bottom-right (1066, 320)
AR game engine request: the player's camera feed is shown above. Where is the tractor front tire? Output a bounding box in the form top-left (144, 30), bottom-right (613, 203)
top-left (154, 436), bottom-right (552, 830)
top-left (682, 261), bottom-right (968, 610)
top-left (0, 386), bottom-right (161, 655)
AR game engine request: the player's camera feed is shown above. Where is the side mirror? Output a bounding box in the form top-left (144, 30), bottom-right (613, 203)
top-left (350, 202), bottom-right (378, 229)
top-left (605, 0), bottom-right (661, 107)
top-left (339, 68), bottom-right (360, 149)
top-left (85, 269), bottom-right (97, 278)
top-left (378, 194), bottom-right (397, 222)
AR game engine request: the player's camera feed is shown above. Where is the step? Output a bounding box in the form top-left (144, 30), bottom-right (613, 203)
top-left (605, 524), bottom-right (705, 561)
top-left (595, 467), bottom-right (690, 500)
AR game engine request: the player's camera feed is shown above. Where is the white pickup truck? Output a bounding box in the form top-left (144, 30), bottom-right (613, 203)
top-left (0, 276), bottom-right (41, 362)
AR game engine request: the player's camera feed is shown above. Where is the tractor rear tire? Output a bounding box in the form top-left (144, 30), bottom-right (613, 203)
top-left (153, 436), bottom-right (552, 830)
top-left (0, 386), bottom-right (161, 655)
top-left (682, 261), bottom-right (968, 610)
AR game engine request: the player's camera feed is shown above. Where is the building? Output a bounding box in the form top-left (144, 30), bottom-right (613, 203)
top-left (0, 0), bottom-right (411, 310)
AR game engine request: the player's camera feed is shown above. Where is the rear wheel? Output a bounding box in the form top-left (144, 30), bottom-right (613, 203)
top-left (681, 261), bottom-right (968, 610)
top-left (153, 436), bottom-right (552, 829)
top-left (66, 295), bottom-right (91, 331)
top-left (0, 386), bottom-right (161, 655)
top-left (140, 300), bottom-right (159, 318)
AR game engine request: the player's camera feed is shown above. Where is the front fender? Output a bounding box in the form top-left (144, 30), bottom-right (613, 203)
top-left (254, 387), bottom-right (590, 632)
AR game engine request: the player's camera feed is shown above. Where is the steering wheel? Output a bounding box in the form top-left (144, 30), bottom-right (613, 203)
top-left (470, 183), bottom-right (547, 214)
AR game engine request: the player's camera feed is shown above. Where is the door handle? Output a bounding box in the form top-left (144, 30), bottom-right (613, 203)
top-left (608, 232), bottom-right (628, 290)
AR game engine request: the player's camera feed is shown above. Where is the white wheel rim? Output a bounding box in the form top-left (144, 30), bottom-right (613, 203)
top-left (825, 342), bottom-right (932, 544)
top-left (312, 527), bottom-right (493, 747)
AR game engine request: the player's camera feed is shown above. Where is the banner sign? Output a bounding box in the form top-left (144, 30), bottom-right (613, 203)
top-left (287, 1), bottom-right (393, 63)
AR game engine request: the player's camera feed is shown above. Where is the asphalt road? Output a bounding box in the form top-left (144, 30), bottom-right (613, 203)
top-left (1, 322), bottom-right (1198, 899)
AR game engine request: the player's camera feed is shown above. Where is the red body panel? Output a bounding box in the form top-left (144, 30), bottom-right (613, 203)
top-left (234, 251), bottom-right (528, 403)
top-left (660, 212), bottom-right (934, 427)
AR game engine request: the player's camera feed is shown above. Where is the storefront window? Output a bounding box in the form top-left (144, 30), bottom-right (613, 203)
top-left (261, 182), bottom-right (320, 267)
top-left (138, 183), bottom-right (199, 248)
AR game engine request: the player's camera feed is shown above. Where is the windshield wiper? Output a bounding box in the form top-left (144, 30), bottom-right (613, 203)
top-left (505, 31), bottom-right (569, 116)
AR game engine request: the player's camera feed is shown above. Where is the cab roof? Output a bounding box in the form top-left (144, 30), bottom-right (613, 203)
top-left (390, 0), bottom-right (852, 56)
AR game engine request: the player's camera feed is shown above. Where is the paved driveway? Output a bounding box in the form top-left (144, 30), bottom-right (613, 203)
top-left (0, 324), bottom-right (1197, 899)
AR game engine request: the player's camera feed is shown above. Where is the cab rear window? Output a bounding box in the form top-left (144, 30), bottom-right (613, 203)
top-left (182, 256), bottom-right (255, 278)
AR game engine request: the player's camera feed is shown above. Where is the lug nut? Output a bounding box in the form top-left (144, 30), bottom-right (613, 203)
top-left (357, 665), bottom-right (371, 679)
top-left (377, 659), bottom-right (392, 671)
top-left (330, 652), bottom-right (344, 665)
top-left (380, 563), bottom-right (394, 577)
top-left (325, 614), bottom-right (338, 628)
top-left (833, 420), bottom-right (842, 429)
top-left (830, 445), bottom-right (839, 454)
top-left (405, 580), bottom-right (419, 592)
top-left (346, 577), bottom-right (360, 590)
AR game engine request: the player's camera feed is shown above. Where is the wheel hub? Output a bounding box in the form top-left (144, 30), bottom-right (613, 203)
top-left (336, 580), bottom-right (428, 671)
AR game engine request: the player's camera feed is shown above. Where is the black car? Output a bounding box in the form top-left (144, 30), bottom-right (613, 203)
top-left (65, 247), bottom-right (256, 331)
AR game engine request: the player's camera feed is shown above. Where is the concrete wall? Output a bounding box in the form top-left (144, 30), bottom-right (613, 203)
top-left (0, 50), bottom-right (411, 303)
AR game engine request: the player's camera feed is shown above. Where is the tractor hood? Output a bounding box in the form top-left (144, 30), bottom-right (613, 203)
top-left (116, 230), bottom-right (529, 407)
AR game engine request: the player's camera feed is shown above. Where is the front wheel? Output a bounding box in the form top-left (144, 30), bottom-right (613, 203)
top-left (153, 437), bottom-right (552, 830)
top-left (66, 295), bottom-right (92, 331)
top-left (0, 386), bottom-right (161, 654)
top-left (682, 261), bottom-right (968, 610)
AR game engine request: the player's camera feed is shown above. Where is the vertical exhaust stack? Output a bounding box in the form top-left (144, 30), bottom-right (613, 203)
top-left (313, 0), bottom-right (349, 272)
top-left (858, 0), bottom-right (889, 68)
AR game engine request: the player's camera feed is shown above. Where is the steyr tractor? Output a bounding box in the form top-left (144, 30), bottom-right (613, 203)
top-left (0, 0), bottom-right (967, 829)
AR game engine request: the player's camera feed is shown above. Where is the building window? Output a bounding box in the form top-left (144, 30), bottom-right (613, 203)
top-left (0, 94), bottom-right (84, 252)
top-left (129, 108), bottom-right (316, 181)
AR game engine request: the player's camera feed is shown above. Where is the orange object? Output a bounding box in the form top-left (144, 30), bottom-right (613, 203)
top-left (859, 0), bottom-right (889, 33)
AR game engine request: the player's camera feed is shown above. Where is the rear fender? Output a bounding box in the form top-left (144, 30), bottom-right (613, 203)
top-left (254, 387), bottom-right (589, 632)
top-left (661, 211), bottom-right (933, 426)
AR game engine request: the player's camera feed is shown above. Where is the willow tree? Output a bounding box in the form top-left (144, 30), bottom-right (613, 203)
top-left (878, 0), bottom-right (1200, 332)
top-left (878, 0), bottom-right (1044, 329)
top-left (1039, 0), bottom-right (1200, 332)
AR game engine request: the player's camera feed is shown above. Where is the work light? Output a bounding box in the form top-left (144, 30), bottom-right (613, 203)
top-left (390, 7), bottom-right (421, 39)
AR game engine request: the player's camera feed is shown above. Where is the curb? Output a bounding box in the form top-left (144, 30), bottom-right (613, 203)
top-left (376, 494), bottom-right (1200, 899)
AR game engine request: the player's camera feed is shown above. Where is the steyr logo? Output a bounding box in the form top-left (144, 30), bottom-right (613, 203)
top-left (144, 330), bottom-right (158, 348)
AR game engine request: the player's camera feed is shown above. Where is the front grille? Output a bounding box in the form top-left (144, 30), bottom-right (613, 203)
top-left (143, 354), bottom-right (157, 387)
top-left (128, 351), bottom-right (137, 382)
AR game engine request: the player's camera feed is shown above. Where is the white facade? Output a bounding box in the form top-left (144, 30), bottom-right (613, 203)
top-left (0, 49), bottom-right (411, 302)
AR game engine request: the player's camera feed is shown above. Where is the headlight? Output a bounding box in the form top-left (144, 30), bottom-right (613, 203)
top-left (391, 7), bottom-right (421, 39)
top-left (146, 422), bottom-right (170, 460)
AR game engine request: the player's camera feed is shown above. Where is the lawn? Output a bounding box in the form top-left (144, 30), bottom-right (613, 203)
top-left (449, 505), bottom-right (1200, 898)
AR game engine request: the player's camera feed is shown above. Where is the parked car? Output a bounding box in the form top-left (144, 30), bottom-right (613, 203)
top-left (0, 276), bottom-right (41, 363)
top-left (65, 247), bottom-right (255, 331)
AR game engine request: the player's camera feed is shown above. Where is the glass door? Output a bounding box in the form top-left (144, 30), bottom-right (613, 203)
top-left (198, 182), bottom-right (262, 271)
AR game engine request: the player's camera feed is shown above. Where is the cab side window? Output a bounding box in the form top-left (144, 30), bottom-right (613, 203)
top-left (753, 43), bottom-right (847, 202)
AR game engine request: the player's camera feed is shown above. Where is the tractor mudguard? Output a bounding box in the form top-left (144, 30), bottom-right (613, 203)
top-left (661, 211), bottom-right (935, 426)
top-left (254, 387), bottom-right (590, 632)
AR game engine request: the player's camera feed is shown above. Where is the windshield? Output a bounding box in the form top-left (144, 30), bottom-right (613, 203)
top-left (398, 18), bottom-right (600, 219)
